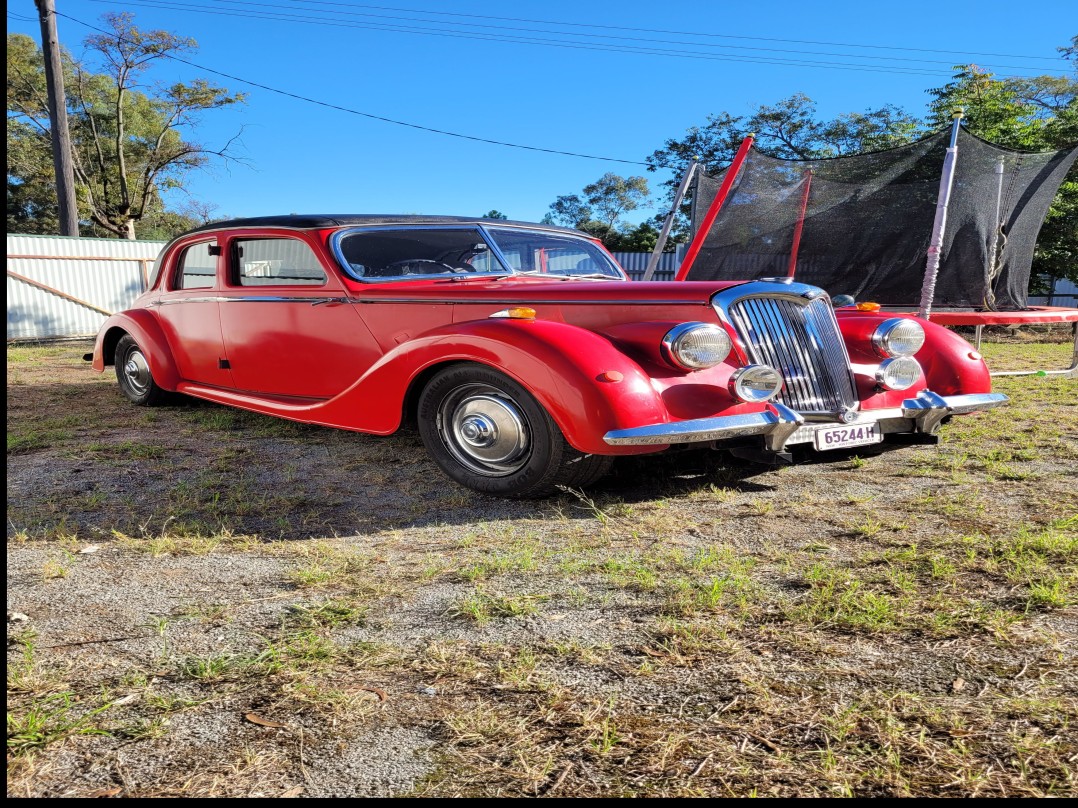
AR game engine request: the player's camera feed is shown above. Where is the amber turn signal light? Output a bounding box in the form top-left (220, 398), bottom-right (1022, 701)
top-left (856, 302), bottom-right (881, 312)
top-left (489, 307), bottom-right (537, 320)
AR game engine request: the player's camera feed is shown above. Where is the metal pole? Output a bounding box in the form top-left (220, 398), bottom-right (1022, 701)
top-left (34, 0), bottom-right (79, 237)
top-left (787, 169), bottom-right (813, 278)
top-left (984, 156), bottom-right (1006, 309)
top-left (642, 158), bottom-right (697, 282)
top-left (676, 135), bottom-right (755, 282)
top-left (918, 110), bottom-right (964, 319)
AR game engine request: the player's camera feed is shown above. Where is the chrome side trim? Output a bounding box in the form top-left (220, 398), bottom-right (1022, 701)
top-left (156, 296), bottom-right (351, 305)
top-left (153, 295), bottom-right (708, 306)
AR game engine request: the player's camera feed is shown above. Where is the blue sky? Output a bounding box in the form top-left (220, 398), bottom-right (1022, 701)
top-left (8, 0), bottom-right (1074, 225)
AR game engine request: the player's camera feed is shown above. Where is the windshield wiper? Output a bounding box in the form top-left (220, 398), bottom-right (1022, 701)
top-left (445, 273), bottom-right (512, 282)
top-left (489, 271), bottom-right (619, 281)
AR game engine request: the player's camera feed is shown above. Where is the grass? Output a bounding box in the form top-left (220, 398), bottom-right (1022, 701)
top-left (447, 589), bottom-right (544, 623)
top-left (6, 691), bottom-right (115, 754)
top-left (6, 338), bottom-right (1078, 797)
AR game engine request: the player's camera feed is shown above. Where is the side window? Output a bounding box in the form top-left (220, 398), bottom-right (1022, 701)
top-left (233, 238), bottom-right (326, 287)
top-left (176, 242), bottom-right (217, 290)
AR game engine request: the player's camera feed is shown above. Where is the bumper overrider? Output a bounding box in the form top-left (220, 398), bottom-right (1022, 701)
top-left (602, 391), bottom-right (1009, 449)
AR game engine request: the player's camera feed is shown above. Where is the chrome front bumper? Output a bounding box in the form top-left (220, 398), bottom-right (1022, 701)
top-left (602, 391), bottom-right (1009, 448)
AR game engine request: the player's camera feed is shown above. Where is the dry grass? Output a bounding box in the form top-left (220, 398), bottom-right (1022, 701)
top-left (6, 332), bottom-right (1077, 797)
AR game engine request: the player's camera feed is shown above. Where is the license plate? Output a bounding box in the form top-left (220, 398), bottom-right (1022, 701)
top-left (813, 423), bottom-right (883, 451)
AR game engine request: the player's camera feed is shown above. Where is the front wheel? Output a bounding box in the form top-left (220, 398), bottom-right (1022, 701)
top-left (416, 364), bottom-right (612, 498)
top-left (114, 334), bottom-right (169, 406)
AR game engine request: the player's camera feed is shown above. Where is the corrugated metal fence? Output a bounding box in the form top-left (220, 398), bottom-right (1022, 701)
top-left (7, 234), bottom-right (165, 340)
top-left (612, 247), bottom-right (683, 282)
top-left (1029, 278), bottom-right (1077, 308)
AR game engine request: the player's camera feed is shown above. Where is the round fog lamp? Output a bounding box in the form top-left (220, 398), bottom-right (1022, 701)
top-left (872, 318), bottom-right (925, 358)
top-left (661, 322), bottom-right (732, 371)
top-left (729, 364), bottom-right (783, 403)
top-left (876, 357), bottom-right (922, 391)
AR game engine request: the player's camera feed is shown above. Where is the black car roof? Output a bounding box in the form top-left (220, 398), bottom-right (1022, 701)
top-left (182, 214), bottom-right (586, 237)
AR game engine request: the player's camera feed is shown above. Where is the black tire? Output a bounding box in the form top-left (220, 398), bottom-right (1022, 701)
top-left (114, 334), bottom-right (169, 406)
top-left (417, 363), bottom-right (613, 498)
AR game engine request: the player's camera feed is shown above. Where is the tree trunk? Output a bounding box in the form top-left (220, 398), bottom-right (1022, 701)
top-left (125, 219), bottom-right (136, 240)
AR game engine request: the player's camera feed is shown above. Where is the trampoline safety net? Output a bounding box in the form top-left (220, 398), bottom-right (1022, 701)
top-left (687, 129), bottom-right (1077, 309)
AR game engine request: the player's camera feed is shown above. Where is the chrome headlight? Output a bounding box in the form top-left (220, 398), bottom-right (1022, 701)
top-left (729, 364), bottom-right (783, 403)
top-left (661, 322), bottom-right (732, 371)
top-left (876, 357), bottom-right (922, 391)
top-left (872, 318), bottom-right (925, 358)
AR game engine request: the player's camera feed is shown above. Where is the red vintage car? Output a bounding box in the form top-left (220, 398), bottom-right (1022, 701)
top-left (90, 215), bottom-right (1007, 497)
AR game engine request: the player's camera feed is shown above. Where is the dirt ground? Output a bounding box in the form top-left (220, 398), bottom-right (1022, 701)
top-left (6, 328), bottom-right (1077, 797)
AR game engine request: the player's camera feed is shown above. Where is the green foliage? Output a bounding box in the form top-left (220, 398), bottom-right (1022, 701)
top-left (482, 209), bottom-right (508, 219)
top-left (927, 52), bottom-right (1077, 286)
top-left (543, 172), bottom-right (651, 249)
top-left (6, 13), bottom-right (243, 239)
top-left (543, 193), bottom-right (593, 228)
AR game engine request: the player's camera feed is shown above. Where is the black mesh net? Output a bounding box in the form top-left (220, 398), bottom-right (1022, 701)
top-left (687, 128), bottom-right (1077, 309)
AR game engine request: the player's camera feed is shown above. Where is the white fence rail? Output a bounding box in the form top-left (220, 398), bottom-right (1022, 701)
top-left (6, 234), bottom-right (165, 341)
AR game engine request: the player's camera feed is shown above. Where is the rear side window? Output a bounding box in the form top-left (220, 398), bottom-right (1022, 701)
top-left (234, 238), bottom-right (326, 286)
top-left (176, 242), bottom-right (217, 289)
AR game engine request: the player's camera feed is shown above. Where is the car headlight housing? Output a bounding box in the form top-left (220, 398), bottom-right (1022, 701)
top-left (876, 357), bottom-right (922, 391)
top-left (872, 318), bottom-right (925, 358)
top-left (661, 322), bottom-right (732, 371)
top-left (729, 364), bottom-right (783, 403)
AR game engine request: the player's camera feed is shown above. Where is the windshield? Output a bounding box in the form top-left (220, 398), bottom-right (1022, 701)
top-left (334, 226), bottom-right (624, 282)
top-left (485, 227), bottom-right (623, 278)
top-left (336, 227), bottom-right (508, 280)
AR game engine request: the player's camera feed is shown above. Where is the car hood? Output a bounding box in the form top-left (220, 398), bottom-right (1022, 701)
top-left (344, 277), bottom-right (745, 305)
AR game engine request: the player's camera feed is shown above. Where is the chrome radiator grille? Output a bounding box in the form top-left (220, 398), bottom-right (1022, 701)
top-left (726, 295), bottom-right (857, 414)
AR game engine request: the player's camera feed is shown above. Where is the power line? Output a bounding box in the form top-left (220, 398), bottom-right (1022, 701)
top-left (83, 0), bottom-right (1063, 73)
top-left (53, 10), bottom-right (653, 165)
top-left (268, 0), bottom-right (1066, 64)
top-left (83, 0), bottom-right (1055, 78)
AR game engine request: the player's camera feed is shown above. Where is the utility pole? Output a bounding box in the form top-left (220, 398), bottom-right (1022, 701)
top-left (34, 0), bottom-right (79, 237)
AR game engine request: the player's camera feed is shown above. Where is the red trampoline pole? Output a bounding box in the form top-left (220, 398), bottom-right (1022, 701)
top-left (787, 169), bottom-right (812, 278)
top-left (675, 134), bottom-right (755, 281)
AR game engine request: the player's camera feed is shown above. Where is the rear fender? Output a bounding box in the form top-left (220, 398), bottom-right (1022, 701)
top-left (92, 311), bottom-right (181, 391)
top-left (317, 318), bottom-right (672, 454)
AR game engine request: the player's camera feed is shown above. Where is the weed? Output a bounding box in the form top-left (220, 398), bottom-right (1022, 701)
top-left (7, 692), bottom-right (113, 754)
top-left (447, 589), bottom-right (542, 623)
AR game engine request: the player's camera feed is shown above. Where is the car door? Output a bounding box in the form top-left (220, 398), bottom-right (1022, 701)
top-left (216, 233), bottom-right (379, 399)
top-left (155, 237), bottom-right (234, 388)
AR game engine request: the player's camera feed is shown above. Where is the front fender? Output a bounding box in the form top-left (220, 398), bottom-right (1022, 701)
top-left (92, 311), bottom-right (181, 391)
top-left (316, 318), bottom-right (673, 454)
top-left (837, 312), bottom-right (991, 401)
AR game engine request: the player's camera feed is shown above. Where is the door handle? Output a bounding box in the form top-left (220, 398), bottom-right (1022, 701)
top-left (310, 297), bottom-right (348, 307)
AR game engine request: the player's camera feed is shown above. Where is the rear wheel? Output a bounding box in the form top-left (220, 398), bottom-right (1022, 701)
top-left (114, 334), bottom-right (169, 406)
top-left (417, 364), bottom-right (612, 498)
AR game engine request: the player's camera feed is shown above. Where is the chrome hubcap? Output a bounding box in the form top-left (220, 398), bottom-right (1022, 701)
top-left (439, 385), bottom-right (530, 476)
top-left (123, 350), bottom-right (151, 395)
